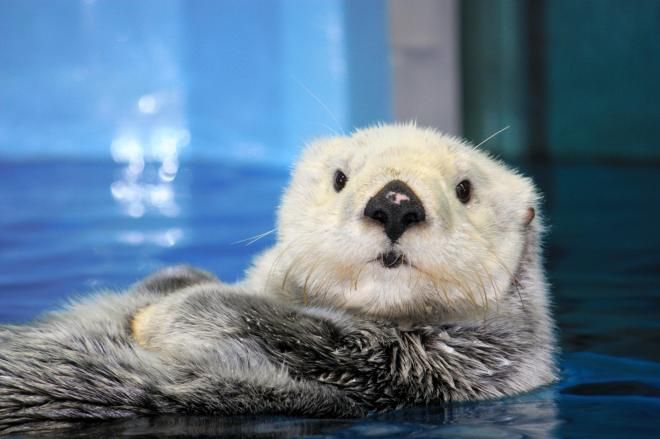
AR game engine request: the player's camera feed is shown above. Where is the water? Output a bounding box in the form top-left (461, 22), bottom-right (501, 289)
top-left (1, 160), bottom-right (659, 437)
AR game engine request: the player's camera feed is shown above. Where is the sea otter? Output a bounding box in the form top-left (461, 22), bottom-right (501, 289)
top-left (0, 124), bottom-right (557, 434)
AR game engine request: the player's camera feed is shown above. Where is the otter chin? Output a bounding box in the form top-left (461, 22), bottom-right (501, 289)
top-left (243, 123), bottom-right (544, 321)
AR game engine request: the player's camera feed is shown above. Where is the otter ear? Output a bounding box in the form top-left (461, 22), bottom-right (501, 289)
top-left (524, 207), bottom-right (535, 226)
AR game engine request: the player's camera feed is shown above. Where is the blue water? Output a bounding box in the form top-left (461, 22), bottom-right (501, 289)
top-left (1, 160), bottom-right (659, 437)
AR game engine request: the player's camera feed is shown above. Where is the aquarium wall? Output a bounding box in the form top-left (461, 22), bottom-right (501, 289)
top-left (462, 0), bottom-right (660, 162)
top-left (0, 0), bottom-right (391, 165)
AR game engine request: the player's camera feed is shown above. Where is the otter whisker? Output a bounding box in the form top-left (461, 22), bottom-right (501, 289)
top-left (319, 262), bottom-right (350, 308)
top-left (441, 265), bottom-right (479, 309)
top-left (474, 125), bottom-right (510, 149)
top-left (463, 222), bottom-right (526, 309)
top-left (293, 78), bottom-right (344, 136)
top-left (264, 237), bottom-right (304, 295)
top-left (434, 279), bottom-right (452, 306)
top-left (302, 258), bottom-right (323, 306)
top-left (465, 260), bottom-right (489, 307)
top-left (281, 253), bottom-right (302, 291)
top-left (476, 258), bottom-right (501, 313)
top-left (352, 263), bottom-right (365, 291)
top-left (469, 263), bottom-right (490, 312)
top-left (481, 243), bottom-right (526, 309)
top-left (232, 228), bottom-right (276, 246)
top-left (414, 263), bottom-right (454, 306)
top-left (265, 242), bottom-right (293, 291)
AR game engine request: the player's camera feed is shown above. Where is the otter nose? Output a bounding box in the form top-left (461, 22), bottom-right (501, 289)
top-left (364, 180), bottom-right (426, 242)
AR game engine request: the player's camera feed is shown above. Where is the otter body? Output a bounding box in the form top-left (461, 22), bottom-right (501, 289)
top-left (0, 125), bottom-right (557, 433)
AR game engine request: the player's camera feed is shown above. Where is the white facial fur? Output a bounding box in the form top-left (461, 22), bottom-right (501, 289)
top-left (244, 124), bottom-right (540, 319)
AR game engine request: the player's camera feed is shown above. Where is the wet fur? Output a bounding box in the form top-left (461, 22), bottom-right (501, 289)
top-left (0, 125), bottom-right (557, 434)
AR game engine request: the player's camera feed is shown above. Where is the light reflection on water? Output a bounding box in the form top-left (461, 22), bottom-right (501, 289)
top-left (109, 122), bottom-right (190, 227)
top-left (117, 228), bottom-right (183, 247)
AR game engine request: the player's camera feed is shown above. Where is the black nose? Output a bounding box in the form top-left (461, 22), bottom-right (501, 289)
top-left (364, 180), bottom-right (426, 242)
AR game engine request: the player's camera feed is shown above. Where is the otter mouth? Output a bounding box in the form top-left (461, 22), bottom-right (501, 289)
top-left (376, 251), bottom-right (408, 269)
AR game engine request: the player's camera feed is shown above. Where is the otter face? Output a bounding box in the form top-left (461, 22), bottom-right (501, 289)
top-left (248, 124), bottom-right (540, 318)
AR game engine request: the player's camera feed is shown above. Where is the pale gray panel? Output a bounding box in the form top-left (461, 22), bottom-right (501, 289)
top-left (389, 0), bottom-right (461, 135)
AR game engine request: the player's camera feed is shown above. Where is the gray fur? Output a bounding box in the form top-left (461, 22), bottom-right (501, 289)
top-left (0, 252), bottom-right (556, 434)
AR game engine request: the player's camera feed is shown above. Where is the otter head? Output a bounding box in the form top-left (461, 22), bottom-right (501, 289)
top-left (246, 124), bottom-right (541, 319)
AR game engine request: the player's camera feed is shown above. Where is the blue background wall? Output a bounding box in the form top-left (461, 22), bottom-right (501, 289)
top-left (0, 0), bottom-right (391, 165)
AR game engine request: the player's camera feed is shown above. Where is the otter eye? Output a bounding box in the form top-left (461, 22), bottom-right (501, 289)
top-left (333, 169), bottom-right (348, 192)
top-left (456, 179), bottom-right (472, 203)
